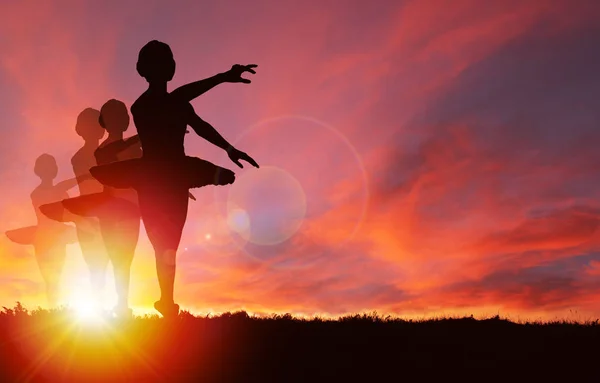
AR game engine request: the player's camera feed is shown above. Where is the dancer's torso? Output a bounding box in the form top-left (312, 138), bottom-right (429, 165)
top-left (131, 91), bottom-right (189, 161)
top-left (71, 148), bottom-right (104, 195)
top-left (31, 185), bottom-right (69, 230)
top-left (95, 140), bottom-right (141, 204)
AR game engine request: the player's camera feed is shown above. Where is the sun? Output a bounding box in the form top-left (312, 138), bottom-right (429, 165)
top-left (67, 293), bottom-right (106, 325)
top-left (74, 301), bottom-right (103, 322)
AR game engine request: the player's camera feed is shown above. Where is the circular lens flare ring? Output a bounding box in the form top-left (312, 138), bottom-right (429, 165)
top-left (226, 165), bottom-right (307, 246)
top-left (212, 115), bottom-right (370, 268)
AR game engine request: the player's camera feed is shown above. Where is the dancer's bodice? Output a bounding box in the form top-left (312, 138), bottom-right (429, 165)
top-left (31, 185), bottom-right (69, 229)
top-left (95, 139), bottom-right (141, 204)
top-left (72, 147), bottom-right (104, 195)
top-left (131, 92), bottom-right (189, 161)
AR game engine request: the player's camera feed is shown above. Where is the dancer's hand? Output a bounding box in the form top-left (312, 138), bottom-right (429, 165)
top-left (222, 64), bottom-right (258, 84)
top-left (227, 147), bottom-right (259, 169)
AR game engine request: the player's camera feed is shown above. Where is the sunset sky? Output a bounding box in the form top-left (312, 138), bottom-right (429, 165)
top-left (1, 0), bottom-right (600, 320)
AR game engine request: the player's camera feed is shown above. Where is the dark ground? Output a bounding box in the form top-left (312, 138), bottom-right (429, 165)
top-left (0, 304), bottom-right (599, 382)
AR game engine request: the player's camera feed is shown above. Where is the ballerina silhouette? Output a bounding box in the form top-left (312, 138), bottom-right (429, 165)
top-left (41, 108), bottom-right (110, 308)
top-left (90, 40), bottom-right (259, 317)
top-left (5, 154), bottom-right (86, 307)
top-left (42, 104), bottom-right (198, 317)
top-left (47, 99), bottom-right (143, 317)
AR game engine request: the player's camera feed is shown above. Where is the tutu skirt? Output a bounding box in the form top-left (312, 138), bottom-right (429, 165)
top-left (6, 224), bottom-right (77, 246)
top-left (5, 226), bottom-right (37, 245)
top-left (39, 193), bottom-right (139, 222)
top-left (89, 156), bottom-right (235, 190)
top-left (39, 201), bottom-right (80, 223)
top-left (61, 192), bottom-right (140, 221)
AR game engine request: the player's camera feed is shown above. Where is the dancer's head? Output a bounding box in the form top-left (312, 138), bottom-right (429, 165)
top-left (99, 99), bottom-right (130, 134)
top-left (136, 40), bottom-right (176, 83)
top-left (75, 108), bottom-right (104, 143)
top-left (34, 154), bottom-right (58, 181)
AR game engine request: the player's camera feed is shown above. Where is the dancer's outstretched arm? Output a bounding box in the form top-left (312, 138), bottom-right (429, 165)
top-left (171, 64), bottom-right (258, 102)
top-left (170, 73), bottom-right (226, 102)
top-left (186, 104), bottom-right (259, 169)
top-left (123, 134), bottom-right (141, 146)
top-left (116, 135), bottom-right (141, 152)
top-left (95, 135), bottom-right (143, 163)
top-left (55, 175), bottom-right (92, 192)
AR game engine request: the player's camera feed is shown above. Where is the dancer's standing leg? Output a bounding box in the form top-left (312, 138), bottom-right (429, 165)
top-left (138, 186), bottom-right (189, 316)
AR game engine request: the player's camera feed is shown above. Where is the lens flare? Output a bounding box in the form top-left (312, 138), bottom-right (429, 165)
top-left (186, 202), bottom-right (249, 253)
top-left (212, 115), bottom-right (370, 268)
top-left (227, 207), bottom-right (251, 234)
top-left (226, 166), bottom-right (307, 246)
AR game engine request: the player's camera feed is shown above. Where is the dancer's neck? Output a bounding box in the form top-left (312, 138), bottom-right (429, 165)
top-left (107, 132), bottom-right (124, 142)
top-left (39, 179), bottom-right (54, 188)
top-left (83, 139), bottom-right (99, 149)
top-left (148, 81), bottom-right (168, 93)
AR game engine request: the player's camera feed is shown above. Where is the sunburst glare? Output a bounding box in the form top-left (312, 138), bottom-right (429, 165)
top-left (68, 292), bottom-right (105, 326)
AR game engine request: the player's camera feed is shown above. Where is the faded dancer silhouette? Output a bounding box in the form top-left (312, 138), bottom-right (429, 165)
top-left (53, 100), bottom-right (142, 317)
top-left (47, 101), bottom-right (198, 317)
top-left (91, 40), bottom-right (259, 317)
top-left (42, 109), bottom-right (109, 307)
top-left (5, 154), bottom-right (84, 307)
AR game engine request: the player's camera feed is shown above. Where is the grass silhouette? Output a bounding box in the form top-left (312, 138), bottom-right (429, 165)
top-left (0, 303), bottom-right (598, 382)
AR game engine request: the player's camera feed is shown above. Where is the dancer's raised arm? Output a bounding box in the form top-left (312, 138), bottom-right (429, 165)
top-left (171, 64), bottom-right (258, 102)
top-left (123, 134), bottom-right (141, 146)
top-left (55, 175), bottom-right (92, 192)
top-left (95, 135), bottom-right (141, 165)
top-left (186, 104), bottom-right (259, 169)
